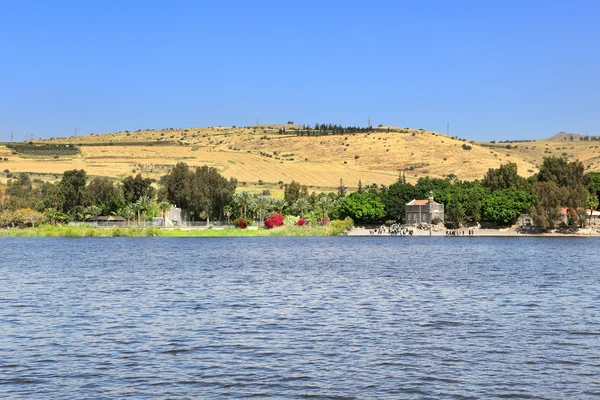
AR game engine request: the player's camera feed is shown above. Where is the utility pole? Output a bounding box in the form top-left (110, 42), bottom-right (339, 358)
top-left (447, 122), bottom-right (450, 136)
top-left (10, 132), bottom-right (14, 142)
top-left (256, 118), bottom-right (259, 127)
top-left (74, 128), bottom-right (78, 138)
top-left (368, 116), bottom-right (371, 128)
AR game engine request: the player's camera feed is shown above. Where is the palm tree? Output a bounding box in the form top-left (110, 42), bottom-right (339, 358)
top-left (587, 194), bottom-right (599, 227)
top-left (234, 191), bottom-right (252, 218)
top-left (255, 196), bottom-right (269, 222)
top-left (223, 205), bottom-right (232, 224)
top-left (83, 205), bottom-right (102, 221)
top-left (117, 204), bottom-right (136, 223)
top-left (293, 198), bottom-right (310, 219)
top-left (316, 196), bottom-right (333, 221)
top-left (158, 201), bottom-right (171, 226)
top-left (271, 198), bottom-right (286, 214)
top-left (136, 195), bottom-right (153, 224)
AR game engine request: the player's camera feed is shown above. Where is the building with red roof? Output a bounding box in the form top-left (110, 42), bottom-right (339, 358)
top-left (405, 191), bottom-right (445, 225)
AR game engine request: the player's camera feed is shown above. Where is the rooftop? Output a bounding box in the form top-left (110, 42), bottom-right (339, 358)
top-left (407, 199), bottom-right (439, 206)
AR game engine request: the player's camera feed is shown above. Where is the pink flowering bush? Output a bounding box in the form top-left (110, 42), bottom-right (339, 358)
top-left (319, 218), bottom-right (331, 226)
top-left (264, 213), bottom-right (284, 229)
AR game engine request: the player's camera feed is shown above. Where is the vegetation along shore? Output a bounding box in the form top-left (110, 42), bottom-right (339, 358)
top-left (0, 224), bottom-right (352, 238)
top-left (1, 125), bottom-right (600, 237)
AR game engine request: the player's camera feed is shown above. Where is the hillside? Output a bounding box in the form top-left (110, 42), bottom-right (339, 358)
top-left (2, 126), bottom-right (600, 191)
top-left (547, 131), bottom-right (600, 142)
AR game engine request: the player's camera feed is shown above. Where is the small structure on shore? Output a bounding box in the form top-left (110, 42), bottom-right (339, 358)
top-left (165, 206), bottom-right (191, 226)
top-left (405, 191), bottom-right (444, 225)
top-left (86, 215), bottom-right (127, 226)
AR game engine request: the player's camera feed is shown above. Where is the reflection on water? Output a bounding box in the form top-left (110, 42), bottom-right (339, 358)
top-left (1, 237), bottom-right (599, 399)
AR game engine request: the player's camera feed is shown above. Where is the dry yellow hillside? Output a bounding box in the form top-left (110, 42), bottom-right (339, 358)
top-left (1, 125), bottom-right (599, 190)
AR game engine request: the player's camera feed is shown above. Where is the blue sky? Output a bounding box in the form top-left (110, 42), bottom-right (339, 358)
top-left (1, 0), bottom-right (598, 141)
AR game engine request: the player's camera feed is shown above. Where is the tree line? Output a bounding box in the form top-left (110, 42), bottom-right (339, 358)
top-left (1, 156), bottom-right (599, 230)
top-left (332, 157), bottom-right (598, 230)
top-left (278, 123), bottom-right (374, 137)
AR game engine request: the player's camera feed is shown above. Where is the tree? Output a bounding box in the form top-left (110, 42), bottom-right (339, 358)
top-left (482, 189), bottom-right (534, 225)
top-left (122, 173), bottom-right (155, 204)
top-left (530, 181), bottom-right (568, 230)
top-left (337, 178), bottom-right (347, 198)
top-left (135, 195), bottom-right (153, 223)
top-left (43, 208), bottom-right (71, 225)
top-left (316, 196), bottom-right (333, 221)
top-left (293, 197), bottom-right (310, 219)
top-left (565, 184), bottom-right (588, 227)
top-left (588, 194), bottom-right (599, 211)
top-left (161, 163), bottom-right (236, 222)
top-left (446, 196), bottom-right (466, 228)
top-left (158, 201), bottom-right (171, 226)
top-left (270, 198), bottom-right (286, 214)
top-left (5, 173), bottom-right (33, 199)
top-left (255, 196), bottom-right (269, 222)
top-left (0, 210), bottom-right (17, 227)
top-left (117, 204), bottom-right (136, 223)
top-left (338, 191), bottom-right (385, 223)
top-left (396, 170), bottom-right (407, 185)
top-left (161, 163), bottom-right (189, 209)
top-left (584, 172), bottom-right (600, 199)
top-left (382, 182), bottom-right (417, 222)
top-left (41, 182), bottom-right (65, 211)
top-left (59, 169), bottom-right (87, 217)
top-left (587, 194), bottom-right (599, 227)
top-left (83, 205), bottom-right (102, 220)
top-left (83, 177), bottom-right (123, 213)
top-left (235, 191), bottom-right (252, 219)
top-left (537, 156), bottom-right (584, 189)
top-left (223, 204), bottom-right (232, 224)
top-left (482, 163), bottom-right (527, 191)
top-left (284, 180), bottom-right (307, 206)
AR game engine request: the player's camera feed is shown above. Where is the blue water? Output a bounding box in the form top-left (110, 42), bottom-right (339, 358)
top-left (1, 237), bottom-right (599, 399)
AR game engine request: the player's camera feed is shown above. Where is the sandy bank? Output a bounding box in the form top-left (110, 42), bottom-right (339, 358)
top-left (347, 227), bottom-right (600, 238)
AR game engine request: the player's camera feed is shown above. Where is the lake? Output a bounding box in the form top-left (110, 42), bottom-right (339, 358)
top-left (1, 237), bottom-right (599, 399)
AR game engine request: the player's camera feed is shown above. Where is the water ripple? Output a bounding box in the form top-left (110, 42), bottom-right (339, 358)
top-left (0, 236), bottom-right (599, 399)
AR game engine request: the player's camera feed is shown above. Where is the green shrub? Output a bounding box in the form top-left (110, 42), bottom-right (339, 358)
top-left (329, 217), bottom-right (354, 235)
top-left (283, 215), bottom-right (298, 226)
top-left (144, 227), bottom-right (159, 236)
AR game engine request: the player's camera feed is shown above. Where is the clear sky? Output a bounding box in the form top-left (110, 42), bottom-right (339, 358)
top-left (1, 0), bottom-right (599, 142)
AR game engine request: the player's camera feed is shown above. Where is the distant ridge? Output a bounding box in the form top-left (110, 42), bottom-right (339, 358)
top-left (548, 132), bottom-right (600, 142)
top-left (4, 123), bottom-right (600, 188)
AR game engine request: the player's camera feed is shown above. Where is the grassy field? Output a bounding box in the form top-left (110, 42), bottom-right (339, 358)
top-left (1, 125), bottom-right (600, 191)
top-left (0, 224), bottom-right (347, 237)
